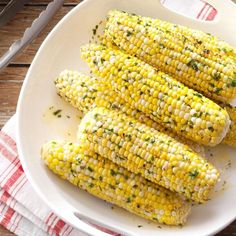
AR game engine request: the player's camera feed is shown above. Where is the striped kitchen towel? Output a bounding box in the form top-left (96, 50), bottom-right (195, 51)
top-left (0, 0), bottom-right (218, 235)
top-left (160, 0), bottom-right (217, 21)
top-left (0, 115), bottom-right (119, 236)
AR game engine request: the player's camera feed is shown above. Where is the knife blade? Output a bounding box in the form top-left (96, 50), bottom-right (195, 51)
top-left (0, 0), bottom-right (31, 27)
top-left (0, 0), bottom-right (64, 69)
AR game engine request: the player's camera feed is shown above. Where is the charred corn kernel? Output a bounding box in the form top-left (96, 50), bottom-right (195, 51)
top-left (80, 44), bottom-right (230, 146)
top-left (104, 10), bottom-right (236, 103)
top-left (55, 70), bottom-right (205, 155)
top-left (77, 107), bottom-right (220, 202)
top-left (41, 141), bottom-right (191, 225)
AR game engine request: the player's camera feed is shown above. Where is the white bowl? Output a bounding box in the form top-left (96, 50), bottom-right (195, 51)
top-left (17, 0), bottom-right (236, 235)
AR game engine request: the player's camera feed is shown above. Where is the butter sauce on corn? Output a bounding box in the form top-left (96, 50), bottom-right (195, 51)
top-left (104, 10), bottom-right (236, 103)
top-left (41, 141), bottom-right (191, 225)
top-left (77, 107), bottom-right (220, 202)
top-left (55, 70), bottom-right (205, 155)
top-left (80, 44), bottom-right (230, 146)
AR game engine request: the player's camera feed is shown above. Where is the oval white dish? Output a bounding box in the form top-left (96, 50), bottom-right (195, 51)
top-left (17, 0), bottom-right (236, 235)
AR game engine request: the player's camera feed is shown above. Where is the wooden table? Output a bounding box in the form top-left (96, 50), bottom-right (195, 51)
top-left (0, 0), bottom-right (235, 235)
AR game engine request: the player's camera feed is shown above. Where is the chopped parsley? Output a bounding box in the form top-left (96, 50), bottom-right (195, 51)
top-left (215, 88), bottom-right (222, 94)
top-left (227, 78), bottom-right (236, 87)
top-left (126, 31), bottom-right (132, 36)
top-left (126, 197), bottom-right (131, 203)
top-left (150, 138), bottom-right (155, 144)
top-left (104, 128), bottom-right (114, 134)
top-left (189, 170), bottom-right (199, 179)
top-left (88, 183), bottom-right (94, 188)
top-left (194, 93), bottom-right (203, 98)
top-left (212, 72), bottom-right (221, 81)
top-left (208, 126), bottom-right (214, 132)
top-left (53, 109), bottom-right (62, 116)
top-left (159, 43), bottom-right (165, 49)
top-left (109, 184), bottom-right (115, 190)
top-left (125, 134), bottom-right (132, 140)
top-left (92, 24), bottom-right (99, 36)
top-left (187, 59), bottom-right (199, 71)
top-left (203, 49), bottom-right (210, 54)
top-left (110, 169), bottom-right (116, 176)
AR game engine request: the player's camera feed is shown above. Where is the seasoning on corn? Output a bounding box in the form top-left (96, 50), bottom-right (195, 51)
top-left (41, 140), bottom-right (191, 225)
top-left (55, 70), bottom-right (205, 155)
top-left (104, 10), bottom-right (236, 103)
top-left (80, 44), bottom-right (230, 146)
top-left (77, 107), bottom-right (220, 202)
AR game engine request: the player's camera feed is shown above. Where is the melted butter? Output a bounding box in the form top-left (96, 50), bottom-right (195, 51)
top-left (42, 105), bottom-right (83, 142)
top-left (42, 106), bottom-right (58, 122)
top-left (206, 144), bottom-right (236, 198)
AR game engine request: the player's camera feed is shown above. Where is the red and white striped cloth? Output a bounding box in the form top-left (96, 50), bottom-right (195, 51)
top-left (0, 1), bottom-right (218, 235)
top-left (0, 116), bottom-right (119, 236)
top-left (161, 0), bottom-right (217, 21)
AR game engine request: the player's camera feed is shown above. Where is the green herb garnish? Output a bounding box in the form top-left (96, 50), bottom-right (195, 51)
top-left (187, 59), bottom-right (199, 71)
top-left (53, 109), bottom-right (62, 116)
top-left (189, 170), bottom-right (199, 179)
top-left (227, 78), bottom-right (236, 87)
top-left (110, 169), bottom-right (116, 176)
top-left (212, 72), bottom-right (221, 81)
top-left (208, 126), bottom-right (214, 132)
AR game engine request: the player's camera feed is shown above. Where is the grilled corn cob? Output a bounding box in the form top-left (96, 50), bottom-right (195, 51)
top-left (80, 44), bottom-right (230, 146)
top-left (104, 10), bottom-right (236, 103)
top-left (77, 107), bottom-right (220, 202)
top-left (55, 70), bottom-right (205, 155)
top-left (41, 141), bottom-right (191, 225)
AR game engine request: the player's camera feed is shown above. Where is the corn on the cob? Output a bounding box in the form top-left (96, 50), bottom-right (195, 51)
top-left (220, 103), bottom-right (236, 147)
top-left (41, 140), bottom-right (191, 225)
top-left (55, 70), bottom-right (205, 155)
top-left (104, 10), bottom-right (236, 103)
top-left (77, 107), bottom-right (220, 202)
top-left (80, 44), bottom-right (230, 146)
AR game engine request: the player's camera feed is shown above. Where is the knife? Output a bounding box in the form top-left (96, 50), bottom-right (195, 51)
top-left (0, 0), bottom-right (64, 69)
top-left (0, 0), bottom-right (31, 27)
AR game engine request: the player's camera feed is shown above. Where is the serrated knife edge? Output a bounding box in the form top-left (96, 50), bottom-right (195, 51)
top-left (0, 0), bottom-right (64, 69)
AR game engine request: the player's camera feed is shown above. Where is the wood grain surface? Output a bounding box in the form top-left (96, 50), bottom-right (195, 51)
top-left (0, 0), bottom-right (235, 235)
